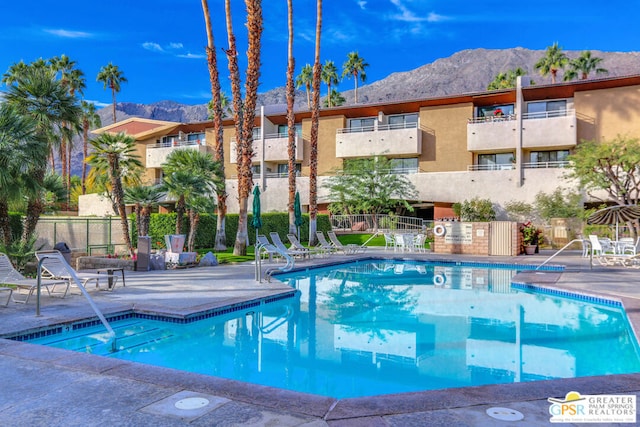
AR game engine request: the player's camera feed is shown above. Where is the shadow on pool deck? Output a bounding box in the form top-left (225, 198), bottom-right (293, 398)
top-left (1, 249), bottom-right (639, 426)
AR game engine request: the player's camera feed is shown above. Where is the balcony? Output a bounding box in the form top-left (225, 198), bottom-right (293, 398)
top-left (467, 115), bottom-right (517, 152)
top-left (230, 133), bottom-right (303, 164)
top-left (467, 163), bottom-right (515, 172)
top-left (521, 110), bottom-right (577, 149)
top-left (335, 122), bottom-right (421, 158)
top-left (467, 110), bottom-right (577, 152)
top-left (146, 139), bottom-right (208, 168)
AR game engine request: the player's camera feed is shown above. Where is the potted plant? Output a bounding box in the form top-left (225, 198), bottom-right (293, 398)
top-left (521, 221), bottom-right (542, 255)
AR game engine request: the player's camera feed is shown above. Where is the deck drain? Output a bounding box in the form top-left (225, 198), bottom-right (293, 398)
top-left (175, 397), bottom-right (210, 410)
top-left (486, 407), bottom-right (524, 421)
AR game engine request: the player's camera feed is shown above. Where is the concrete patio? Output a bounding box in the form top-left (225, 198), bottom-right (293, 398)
top-left (1, 249), bottom-right (639, 426)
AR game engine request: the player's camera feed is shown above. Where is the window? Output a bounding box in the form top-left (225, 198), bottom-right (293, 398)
top-left (478, 104), bottom-right (515, 118)
top-left (252, 127), bottom-right (261, 139)
top-left (277, 163), bottom-right (301, 177)
top-left (530, 150), bottom-right (569, 163)
top-left (277, 124), bottom-right (302, 137)
top-left (348, 118), bottom-right (376, 132)
top-left (251, 164), bottom-right (261, 175)
top-left (187, 132), bottom-right (205, 144)
top-left (390, 158), bottom-right (418, 174)
top-left (477, 153), bottom-right (514, 170)
top-left (526, 100), bottom-right (567, 118)
top-left (388, 114), bottom-right (418, 129)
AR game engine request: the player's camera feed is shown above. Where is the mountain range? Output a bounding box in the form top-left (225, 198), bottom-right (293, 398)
top-left (96, 47), bottom-right (640, 127)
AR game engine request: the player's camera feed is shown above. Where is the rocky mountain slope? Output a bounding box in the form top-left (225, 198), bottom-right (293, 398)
top-left (97, 47), bottom-right (640, 127)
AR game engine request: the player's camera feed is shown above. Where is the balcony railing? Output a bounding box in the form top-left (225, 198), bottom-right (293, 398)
top-left (230, 171), bottom-right (302, 179)
top-left (467, 163), bottom-right (515, 171)
top-left (337, 122), bottom-right (418, 134)
top-left (467, 114), bottom-right (516, 124)
top-left (149, 139), bottom-right (206, 149)
top-left (523, 109), bottom-right (573, 120)
top-left (522, 161), bottom-right (570, 169)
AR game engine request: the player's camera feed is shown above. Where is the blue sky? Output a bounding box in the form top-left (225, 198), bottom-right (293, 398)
top-left (1, 0), bottom-right (637, 107)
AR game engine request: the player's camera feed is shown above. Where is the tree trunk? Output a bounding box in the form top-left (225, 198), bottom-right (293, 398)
top-left (141, 205), bottom-right (151, 236)
top-left (0, 200), bottom-right (12, 246)
top-left (188, 209), bottom-right (199, 252)
top-left (110, 156), bottom-right (134, 256)
top-left (175, 195), bottom-right (185, 235)
top-left (22, 167), bottom-right (46, 243)
top-left (82, 120), bottom-right (88, 194)
top-left (111, 86), bottom-right (117, 123)
top-left (308, 0), bottom-right (322, 247)
top-left (286, 0), bottom-right (297, 236)
top-left (202, 0), bottom-right (228, 251)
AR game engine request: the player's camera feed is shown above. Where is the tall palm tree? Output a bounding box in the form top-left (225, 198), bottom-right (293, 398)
top-left (487, 67), bottom-right (528, 90)
top-left (0, 104), bottom-right (47, 245)
top-left (80, 101), bottom-right (101, 194)
top-left (342, 51), bottom-right (368, 104)
top-left (207, 92), bottom-right (232, 119)
top-left (321, 60), bottom-right (338, 107)
top-left (295, 64), bottom-right (313, 109)
top-left (124, 184), bottom-right (164, 237)
top-left (564, 51), bottom-right (608, 81)
top-left (202, 0), bottom-right (230, 252)
top-left (96, 62), bottom-right (127, 123)
top-left (3, 64), bottom-right (81, 242)
top-left (309, 0), bottom-right (322, 246)
top-left (323, 89), bottom-right (345, 107)
top-left (87, 132), bottom-right (142, 256)
top-left (285, 0), bottom-right (297, 236)
top-left (534, 42), bottom-right (568, 84)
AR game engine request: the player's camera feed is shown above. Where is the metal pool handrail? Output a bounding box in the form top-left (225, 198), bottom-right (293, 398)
top-left (536, 238), bottom-right (591, 270)
top-left (36, 254), bottom-right (117, 352)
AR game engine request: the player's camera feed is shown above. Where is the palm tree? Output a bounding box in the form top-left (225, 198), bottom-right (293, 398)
top-left (207, 92), bottom-right (232, 119)
top-left (342, 51), bottom-right (368, 103)
top-left (0, 104), bottom-right (47, 245)
top-left (124, 185), bottom-right (164, 237)
top-left (564, 51), bottom-right (608, 81)
top-left (285, 0), bottom-right (297, 236)
top-left (487, 67), bottom-right (529, 90)
top-left (321, 60), bottom-right (338, 107)
top-left (87, 132), bottom-right (142, 256)
top-left (295, 64), bottom-right (313, 109)
top-left (80, 101), bottom-right (101, 194)
top-left (309, 0), bottom-right (322, 246)
top-left (185, 195), bottom-right (216, 252)
top-left (535, 42), bottom-right (569, 84)
top-left (96, 62), bottom-right (127, 123)
top-left (3, 64), bottom-right (81, 242)
top-left (323, 89), bottom-right (345, 107)
top-left (202, 0), bottom-right (230, 251)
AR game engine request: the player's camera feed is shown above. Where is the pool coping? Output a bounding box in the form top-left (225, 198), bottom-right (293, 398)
top-left (1, 255), bottom-right (640, 423)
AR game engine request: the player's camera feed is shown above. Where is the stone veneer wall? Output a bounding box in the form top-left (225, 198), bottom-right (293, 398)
top-left (76, 256), bottom-right (136, 271)
top-left (432, 222), bottom-right (521, 256)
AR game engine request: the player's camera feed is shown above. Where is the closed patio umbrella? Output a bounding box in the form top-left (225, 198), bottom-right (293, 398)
top-left (252, 185), bottom-right (262, 245)
top-left (587, 204), bottom-right (640, 240)
top-left (294, 191), bottom-right (303, 238)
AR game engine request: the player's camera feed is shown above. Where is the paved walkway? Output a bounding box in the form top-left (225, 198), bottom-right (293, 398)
top-left (1, 249), bottom-right (639, 426)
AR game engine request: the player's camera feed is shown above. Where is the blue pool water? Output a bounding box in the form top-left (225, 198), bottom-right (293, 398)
top-left (24, 259), bottom-right (640, 399)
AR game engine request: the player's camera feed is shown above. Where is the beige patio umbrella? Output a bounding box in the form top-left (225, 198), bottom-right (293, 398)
top-left (587, 205), bottom-right (640, 240)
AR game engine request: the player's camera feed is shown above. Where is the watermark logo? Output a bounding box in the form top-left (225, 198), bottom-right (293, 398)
top-left (548, 391), bottom-right (636, 423)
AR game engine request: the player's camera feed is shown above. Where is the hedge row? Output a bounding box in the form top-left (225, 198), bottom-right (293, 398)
top-left (147, 212), bottom-right (331, 249)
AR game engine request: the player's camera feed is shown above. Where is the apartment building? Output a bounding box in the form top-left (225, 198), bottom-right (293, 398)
top-left (87, 74), bottom-right (640, 220)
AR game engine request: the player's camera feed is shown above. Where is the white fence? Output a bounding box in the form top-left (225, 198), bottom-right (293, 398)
top-left (330, 214), bottom-right (431, 232)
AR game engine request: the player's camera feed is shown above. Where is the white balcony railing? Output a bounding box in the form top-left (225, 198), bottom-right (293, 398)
top-left (149, 139), bottom-right (206, 149)
top-left (336, 121), bottom-right (418, 134)
top-left (467, 114), bottom-right (517, 124)
top-left (523, 109), bottom-right (573, 120)
top-left (522, 161), bottom-right (570, 169)
top-left (336, 122), bottom-right (421, 158)
top-left (467, 163), bottom-right (515, 171)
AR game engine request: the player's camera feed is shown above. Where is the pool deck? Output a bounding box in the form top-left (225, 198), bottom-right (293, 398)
top-left (1, 249), bottom-right (639, 426)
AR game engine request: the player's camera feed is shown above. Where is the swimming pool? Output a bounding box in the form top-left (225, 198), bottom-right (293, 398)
top-left (21, 259), bottom-right (640, 399)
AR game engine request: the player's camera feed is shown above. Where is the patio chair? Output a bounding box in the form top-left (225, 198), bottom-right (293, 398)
top-left (0, 253), bottom-right (70, 303)
top-left (327, 231), bottom-right (367, 254)
top-left (315, 232), bottom-right (338, 254)
top-left (620, 237), bottom-right (640, 255)
top-left (286, 234), bottom-right (324, 258)
top-left (413, 233), bottom-right (427, 253)
top-left (587, 236), bottom-right (627, 266)
top-left (269, 232), bottom-right (311, 259)
top-left (35, 250), bottom-right (120, 292)
top-left (383, 233), bottom-right (396, 251)
top-left (256, 235), bottom-right (281, 262)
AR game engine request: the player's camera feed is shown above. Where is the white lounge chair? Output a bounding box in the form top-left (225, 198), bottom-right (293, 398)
top-left (327, 231), bottom-right (367, 254)
top-left (0, 253), bottom-right (70, 303)
top-left (35, 250), bottom-right (120, 292)
top-left (286, 234), bottom-right (324, 258)
top-left (256, 235), bottom-right (281, 261)
top-left (270, 232), bottom-right (311, 259)
top-left (315, 232), bottom-right (337, 254)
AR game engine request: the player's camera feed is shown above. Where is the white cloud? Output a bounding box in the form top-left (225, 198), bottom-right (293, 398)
top-left (177, 52), bottom-right (206, 59)
top-left (357, 1), bottom-right (367, 9)
top-left (427, 12), bottom-right (449, 23)
top-left (84, 99), bottom-right (110, 108)
top-left (142, 42), bottom-right (164, 52)
top-left (44, 28), bottom-right (92, 38)
top-left (168, 42), bottom-right (184, 49)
